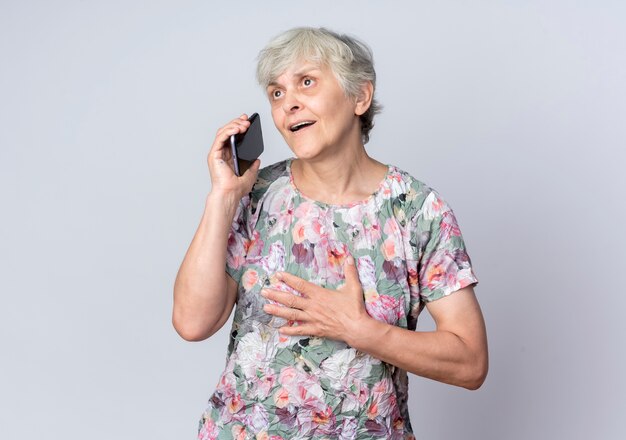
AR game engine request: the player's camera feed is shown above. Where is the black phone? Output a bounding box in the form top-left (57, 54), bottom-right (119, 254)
top-left (230, 113), bottom-right (264, 176)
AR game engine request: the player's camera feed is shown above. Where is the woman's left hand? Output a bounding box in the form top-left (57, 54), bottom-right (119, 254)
top-left (261, 256), bottom-right (371, 343)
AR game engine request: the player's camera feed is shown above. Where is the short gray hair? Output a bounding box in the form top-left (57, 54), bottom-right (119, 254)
top-left (256, 27), bottom-right (382, 144)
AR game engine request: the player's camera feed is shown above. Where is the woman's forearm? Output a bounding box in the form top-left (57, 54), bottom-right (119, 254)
top-left (346, 290), bottom-right (488, 390)
top-left (348, 322), bottom-right (486, 389)
top-left (172, 191), bottom-right (241, 341)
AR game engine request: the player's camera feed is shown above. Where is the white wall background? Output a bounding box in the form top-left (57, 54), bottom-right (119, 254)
top-left (1, 1), bottom-right (625, 439)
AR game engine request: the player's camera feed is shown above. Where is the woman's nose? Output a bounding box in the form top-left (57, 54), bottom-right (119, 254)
top-left (281, 93), bottom-right (301, 113)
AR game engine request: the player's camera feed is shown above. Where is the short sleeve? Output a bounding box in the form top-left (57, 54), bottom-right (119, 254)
top-left (411, 190), bottom-right (478, 304)
top-left (225, 195), bottom-right (251, 285)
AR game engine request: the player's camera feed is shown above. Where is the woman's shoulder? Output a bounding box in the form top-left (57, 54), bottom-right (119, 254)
top-left (249, 159), bottom-right (290, 205)
top-left (385, 164), bottom-right (442, 216)
top-left (257, 159), bottom-right (290, 182)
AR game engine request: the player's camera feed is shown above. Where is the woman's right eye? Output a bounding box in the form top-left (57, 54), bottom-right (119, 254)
top-left (272, 90), bottom-right (283, 99)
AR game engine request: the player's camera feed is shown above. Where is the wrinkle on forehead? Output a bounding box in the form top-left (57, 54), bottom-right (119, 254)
top-left (268, 62), bottom-right (321, 86)
top-left (268, 59), bottom-right (338, 89)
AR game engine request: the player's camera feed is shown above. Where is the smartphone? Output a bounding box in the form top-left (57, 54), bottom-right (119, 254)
top-left (230, 113), bottom-right (264, 176)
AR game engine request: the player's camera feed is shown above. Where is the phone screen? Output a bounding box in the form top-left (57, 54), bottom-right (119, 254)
top-left (230, 113), bottom-right (264, 176)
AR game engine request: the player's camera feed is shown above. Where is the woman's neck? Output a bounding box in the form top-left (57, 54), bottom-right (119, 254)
top-left (291, 147), bottom-right (388, 205)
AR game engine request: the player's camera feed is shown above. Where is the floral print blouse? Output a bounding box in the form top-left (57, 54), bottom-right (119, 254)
top-left (198, 159), bottom-right (478, 440)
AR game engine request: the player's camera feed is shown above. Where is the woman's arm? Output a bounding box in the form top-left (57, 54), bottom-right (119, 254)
top-left (172, 115), bottom-right (260, 341)
top-left (348, 285), bottom-right (488, 390)
top-left (172, 191), bottom-right (240, 341)
top-left (261, 257), bottom-right (488, 389)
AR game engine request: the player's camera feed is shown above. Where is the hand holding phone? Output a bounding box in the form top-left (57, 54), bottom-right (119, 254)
top-left (230, 113), bottom-right (264, 176)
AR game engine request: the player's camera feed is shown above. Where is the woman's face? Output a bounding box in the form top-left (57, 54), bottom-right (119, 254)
top-left (267, 60), bottom-right (366, 161)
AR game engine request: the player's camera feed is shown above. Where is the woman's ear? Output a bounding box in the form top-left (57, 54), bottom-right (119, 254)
top-left (355, 81), bottom-right (374, 116)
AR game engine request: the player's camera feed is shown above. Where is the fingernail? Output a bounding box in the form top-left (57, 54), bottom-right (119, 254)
top-left (346, 256), bottom-right (354, 265)
top-left (260, 289), bottom-right (268, 297)
top-left (276, 272), bottom-right (284, 280)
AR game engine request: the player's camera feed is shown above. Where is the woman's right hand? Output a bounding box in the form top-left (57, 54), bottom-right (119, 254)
top-left (207, 114), bottom-right (261, 199)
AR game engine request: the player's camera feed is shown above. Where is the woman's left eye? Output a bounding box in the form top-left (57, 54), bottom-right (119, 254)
top-left (303, 78), bottom-right (313, 87)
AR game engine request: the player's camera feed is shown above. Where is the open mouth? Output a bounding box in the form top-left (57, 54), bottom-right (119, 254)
top-left (289, 121), bottom-right (316, 132)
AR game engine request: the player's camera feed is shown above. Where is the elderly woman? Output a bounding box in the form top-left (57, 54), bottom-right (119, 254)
top-left (173, 27), bottom-right (488, 440)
